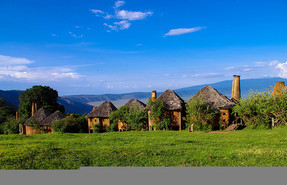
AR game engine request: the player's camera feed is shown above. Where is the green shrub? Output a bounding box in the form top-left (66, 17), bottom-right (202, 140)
top-left (154, 118), bottom-right (170, 130)
top-left (110, 123), bottom-right (117, 132)
top-left (105, 125), bottom-right (111, 132)
top-left (232, 89), bottom-right (287, 128)
top-left (92, 123), bottom-right (100, 133)
top-left (110, 105), bottom-right (148, 131)
top-left (0, 118), bottom-right (25, 134)
top-left (147, 98), bottom-right (167, 130)
top-left (52, 115), bottom-right (88, 133)
top-left (185, 96), bottom-right (219, 131)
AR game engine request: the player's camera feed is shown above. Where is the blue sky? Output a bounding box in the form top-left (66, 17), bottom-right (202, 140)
top-left (1, 0), bottom-right (287, 95)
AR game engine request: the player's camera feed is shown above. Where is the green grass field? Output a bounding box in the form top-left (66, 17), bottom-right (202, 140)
top-left (1, 127), bottom-right (287, 169)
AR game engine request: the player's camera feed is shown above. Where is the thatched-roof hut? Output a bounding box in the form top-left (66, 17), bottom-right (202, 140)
top-left (21, 107), bottom-right (51, 135)
top-left (87, 101), bottom-right (117, 133)
top-left (148, 89), bottom-right (185, 130)
top-left (190, 85), bottom-right (236, 128)
top-left (19, 108), bottom-right (66, 135)
top-left (192, 86), bottom-right (235, 110)
top-left (125, 99), bottom-right (146, 110)
top-left (118, 99), bottom-right (147, 131)
top-left (40, 110), bottom-right (66, 126)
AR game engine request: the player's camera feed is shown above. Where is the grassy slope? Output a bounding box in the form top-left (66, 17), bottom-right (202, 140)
top-left (1, 127), bottom-right (287, 169)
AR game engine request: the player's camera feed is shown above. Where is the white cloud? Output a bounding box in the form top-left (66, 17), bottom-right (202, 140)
top-left (114, 20), bottom-right (131, 30)
top-left (225, 64), bottom-right (265, 72)
top-left (164, 27), bottom-right (204, 36)
top-left (193, 73), bottom-right (222, 78)
top-left (90, 9), bottom-right (105, 16)
top-left (224, 66), bottom-right (235, 70)
top-left (0, 55), bottom-right (81, 82)
top-left (0, 55), bottom-right (34, 65)
top-left (68, 32), bottom-right (83, 38)
top-left (114, 1), bottom-right (125, 9)
top-left (104, 14), bottom-right (113, 19)
top-left (90, 1), bottom-right (153, 32)
top-left (269, 60), bottom-right (279, 66)
top-left (275, 62), bottom-right (287, 78)
top-left (116, 10), bottom-right (153, 20)
top-left (104, 20), bottom-right (131, 31)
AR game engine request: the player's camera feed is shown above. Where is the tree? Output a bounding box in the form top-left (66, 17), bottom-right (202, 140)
top-left (18, 85), bottom-right (65, 118)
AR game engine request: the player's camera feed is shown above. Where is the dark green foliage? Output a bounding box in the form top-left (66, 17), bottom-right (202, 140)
top-left (92, 123), bottom-right (100, 133)
top-left (110, 105), bottom-right (129, 126)
top-left (105, 125), bottom-right (111, 132)
top-left (0, 118), bottom-right (24, 134)
top-left (186, 96), bottom-right (219, 131)
top-left (154, 118), bottom-right (170, 130)
top-left (110, 123), bottom-right (117, 132)
top-left (147, 98), bottom-right (167, 130)
top-left (233, 89), bottom-right (287, 128)
top-left (110, 105), bottom-right (148, 131)
top-left (18, 85), bottom-right (65, 118)
top-left (0, 98), bottom-right (15, 120)
top-left (52, 115), bottom-right (88, 133)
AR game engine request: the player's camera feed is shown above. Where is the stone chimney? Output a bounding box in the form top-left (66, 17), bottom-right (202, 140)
top-left (272, 81), bottom-right (285, 95)
top-left (34, 103), bottom-right (37, 113)
top-left (231, 75), bottom-right (241, 103)
top-left (152, 90), bottom-right (157, 101)
top-left (31, 102), bottom-right (35, 116)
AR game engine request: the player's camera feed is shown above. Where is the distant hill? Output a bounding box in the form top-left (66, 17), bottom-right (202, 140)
top-left (0, 77), bottom-right (284, 114)
top-left (0, 90), bottom-right (93, 114)
top-left (63, 77), bottom-right (284, 108)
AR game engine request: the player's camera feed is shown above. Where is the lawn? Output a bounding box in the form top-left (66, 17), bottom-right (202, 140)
top-left (1, 127), bottom-right (287, 169)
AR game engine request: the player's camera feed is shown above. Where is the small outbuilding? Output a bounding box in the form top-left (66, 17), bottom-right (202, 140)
top-left (118, 99), bottom-right (147, 131)
top-left (148, 89), bottom-right (185, 130)
top-left (86, 101), bottom-right (117, 133)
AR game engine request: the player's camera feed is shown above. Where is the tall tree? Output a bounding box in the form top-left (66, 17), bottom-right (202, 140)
top-left (18, 85), bottom-right (65, 118)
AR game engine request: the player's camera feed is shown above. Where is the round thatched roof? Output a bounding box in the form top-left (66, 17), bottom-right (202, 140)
top-left (24, 107), bottom-right (51, 125)
top-left (190, 85), bottom-right (235, 110)
top-left (156, 89), bottom-right (185, 111)
top-left (40, 110), bottom-right (66, 126)
top-left (86, 101), bottom-right (117, 118)
top-left (125, 99), bottom-right (146, 110)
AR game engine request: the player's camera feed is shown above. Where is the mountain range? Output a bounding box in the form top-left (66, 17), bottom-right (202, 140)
top-left (0, 77), bottom-right (284, 114)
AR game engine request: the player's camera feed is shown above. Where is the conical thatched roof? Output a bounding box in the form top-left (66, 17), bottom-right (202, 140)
top-left (157, 89), bottom-right (185, 111)
top-left (24, 107), bottom-right (51, 125)
top-left (86, 101), bottom-right (117, 118)
top-left (40, 110), bottom-right (66, 126)
top-left (190, 86), bottom-right (235, 110)
top-left (125, 99), bottom-right (146, 110)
